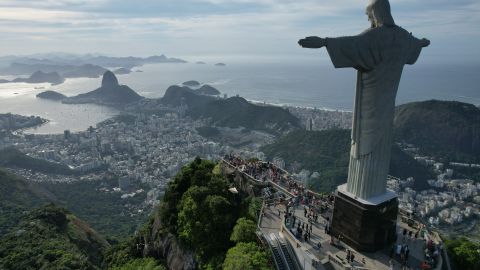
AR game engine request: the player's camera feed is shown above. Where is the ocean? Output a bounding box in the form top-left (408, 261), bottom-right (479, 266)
top-left (0, 59), bottom-right (478, 134)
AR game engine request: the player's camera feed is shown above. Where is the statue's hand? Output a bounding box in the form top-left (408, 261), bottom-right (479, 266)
top-left (420, 38), bottom-right (430, 47)
top-left (298, 36), bottom-right (326, 49)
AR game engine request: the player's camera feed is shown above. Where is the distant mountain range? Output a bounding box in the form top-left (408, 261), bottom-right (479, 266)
top-left (0, 54), bottom-right (187, 76)
top-left (0, 54), bottom-right (187, 85)
top-left (0, 71), bottom-right (65, 85)
top-left (1, 63), bottom-right (108, 78)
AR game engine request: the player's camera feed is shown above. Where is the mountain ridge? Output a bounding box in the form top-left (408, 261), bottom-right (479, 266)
top-left (160, 85), bottom-right (300, 134)
top-left (394, 100), bottom-right (480, 163)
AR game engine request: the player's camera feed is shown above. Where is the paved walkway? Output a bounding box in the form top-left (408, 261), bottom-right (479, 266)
top-left (260, 203), bottom-right (430, 270)
top-left (224, 158), bottom-right (437, 270)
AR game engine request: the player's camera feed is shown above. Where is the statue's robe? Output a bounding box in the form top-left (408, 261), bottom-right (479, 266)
top-left (325, 25), bottom-right (424, 200)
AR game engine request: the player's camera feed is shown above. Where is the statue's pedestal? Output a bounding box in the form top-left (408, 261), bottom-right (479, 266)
top-left (330, 184), bottom-right (398, 252)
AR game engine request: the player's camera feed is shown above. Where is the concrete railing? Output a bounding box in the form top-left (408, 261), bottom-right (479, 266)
top-left (222, 158), bottom-right (296, 198)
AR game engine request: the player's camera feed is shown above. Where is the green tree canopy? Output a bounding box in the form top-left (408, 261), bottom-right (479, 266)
top-left (248, 197), bottom-right (263, 222)
top-left (177, 188), bottom-right (235, 261)
top-left (445, 237), bottom-right (480, 270)
top-left (110, 258), bottom-right (165, 270)
top-left (159, 157), bottom-right (215, 233)
top-left (223, 242), bottom-right (271, 270)
top-left (230, 218), bottom-right (257, 243)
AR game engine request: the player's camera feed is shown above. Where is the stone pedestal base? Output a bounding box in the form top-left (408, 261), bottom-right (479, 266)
top-left (330, 184), bottom-right (398, 252)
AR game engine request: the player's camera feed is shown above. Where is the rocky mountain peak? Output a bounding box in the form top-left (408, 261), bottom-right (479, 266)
top-left (101, 71), bottom-right (119, 88)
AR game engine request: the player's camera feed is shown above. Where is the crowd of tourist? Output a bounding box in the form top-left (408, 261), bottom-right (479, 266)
top-left (224, 154), bottom-right (448, 270)
top-left (223, 154), bottom-right (331, 211)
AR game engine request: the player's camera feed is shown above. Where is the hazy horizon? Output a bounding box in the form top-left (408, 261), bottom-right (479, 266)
top-left (0, 0), bottom-right (479, 65)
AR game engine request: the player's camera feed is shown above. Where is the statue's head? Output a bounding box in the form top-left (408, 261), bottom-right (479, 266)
top-left (366, 0), bottom-right (395, 27)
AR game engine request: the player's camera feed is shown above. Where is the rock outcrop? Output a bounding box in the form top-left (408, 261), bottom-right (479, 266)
top-left (139, 213), bottom-right (196, 270)
top-left (102, 71), bottom-right (119, 87)
top-left (196, 84), bottom-right (220, 96)
top-left (64, 71), bottom-right (142, 106)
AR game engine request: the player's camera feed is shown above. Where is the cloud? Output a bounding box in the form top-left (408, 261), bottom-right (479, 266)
top-left (0, 0), bottom-right (478, 63)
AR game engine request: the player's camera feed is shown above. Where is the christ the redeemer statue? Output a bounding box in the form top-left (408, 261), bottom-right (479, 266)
top-left (299, 0), bottom-right (429, 200)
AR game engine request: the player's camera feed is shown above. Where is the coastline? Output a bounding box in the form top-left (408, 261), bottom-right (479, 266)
top-left (248, 98), bottom-right (353, 113)
top-left (11, 94), bottom-right (352, 135)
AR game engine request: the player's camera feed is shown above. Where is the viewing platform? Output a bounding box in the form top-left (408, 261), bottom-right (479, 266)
top-left (221, 155), bottom-right (448, 270)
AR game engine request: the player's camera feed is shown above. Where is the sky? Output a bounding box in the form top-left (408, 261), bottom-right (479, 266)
top-left (0, 0), bottom-right (479, 64)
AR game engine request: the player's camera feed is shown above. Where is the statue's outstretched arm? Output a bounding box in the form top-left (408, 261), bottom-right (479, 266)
top-left (420, 38), bottom-right (430, 47)
top-left (298, 36), bottom-right (326, 49)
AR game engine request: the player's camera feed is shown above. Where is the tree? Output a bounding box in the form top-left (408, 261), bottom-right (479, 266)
top-left (110, 258), bottom-right (165, 270)
top-left (159, 157), bottom-right (215, 233)
top-left (248, 197), bottom-right (263, 222)
top-left (445, 237), bottom-right (480, 270)
top-left (230, 218), bottom-right (257, 243)
top-left (223, 242), bottom-right (271, 270)
top-left (177, 187), bottom-right (235, 262)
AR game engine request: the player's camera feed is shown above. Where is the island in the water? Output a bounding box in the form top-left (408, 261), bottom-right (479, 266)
top-left (1, 71), bottom-right (65, 85)
top-left (36, 90), bottom-right (67, 101)
top-left (182, 80), bottom-right (201, 87)
top-left (214, 62), bottom-right (226, 67)
top-left (113, 67), bottom-right (132, 75)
